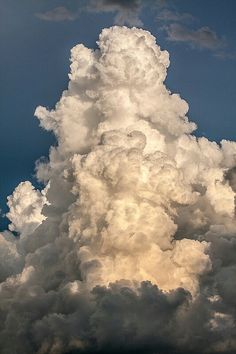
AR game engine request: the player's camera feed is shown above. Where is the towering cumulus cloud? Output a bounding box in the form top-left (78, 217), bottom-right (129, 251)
top-left (1, 27), bottom-right (236, 354)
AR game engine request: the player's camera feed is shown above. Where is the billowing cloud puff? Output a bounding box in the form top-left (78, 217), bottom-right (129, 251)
top-left (6, 181), bottom-right (47, 235)
top-left (1, 26), bottom-right (236, 354)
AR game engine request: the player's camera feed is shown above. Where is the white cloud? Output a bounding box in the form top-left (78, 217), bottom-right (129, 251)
top-left (1, 26), bottom-right (236, 353)
top-left (6, 181), bottom-right (48, 235)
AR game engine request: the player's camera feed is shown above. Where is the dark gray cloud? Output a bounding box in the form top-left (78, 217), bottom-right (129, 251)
top-left (1, 275), bottom-right (236, 354)
top-left (95, 0), bottom-right (142, 10)
top-left (87, 0), bottom-right (143, 26)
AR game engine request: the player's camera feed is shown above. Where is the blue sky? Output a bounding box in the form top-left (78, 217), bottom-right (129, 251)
top-left (1, 0), bottom-right (236, 229)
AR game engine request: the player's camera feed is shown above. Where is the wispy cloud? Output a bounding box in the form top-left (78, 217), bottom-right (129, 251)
top-left (155, 3), bottom-right (231, 56)
top-left (214, 50), bottom-right (236, 60)
top-left (35, 0), bottom-right (144, 26)
top-left (157, 9), bottom-right (194, 23)
top-left (166, 23), bottom-right (225, 50)
top-left (34, 0), bottom-right (234, 59)
top-left (35, 6), bottom-right (78, 22)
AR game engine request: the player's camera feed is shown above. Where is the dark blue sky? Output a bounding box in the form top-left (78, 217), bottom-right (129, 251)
top-left (0, 0), bottom-right (236, 229)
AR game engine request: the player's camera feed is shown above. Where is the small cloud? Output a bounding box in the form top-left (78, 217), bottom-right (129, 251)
top-left (87, 0), bottom-right (143, 26)
top-left (214, 50), bottom-right (236, 60)
top-left (166, 23), bottom-right (225, 50)
top-left (157, 9), bottom-right (194, 23)
top-left (35, 6), bottom-right (78, 22)
top-left (91, 0), bottom-right (142, 12)
top-left (156, 4), bottom-right (234, 59)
